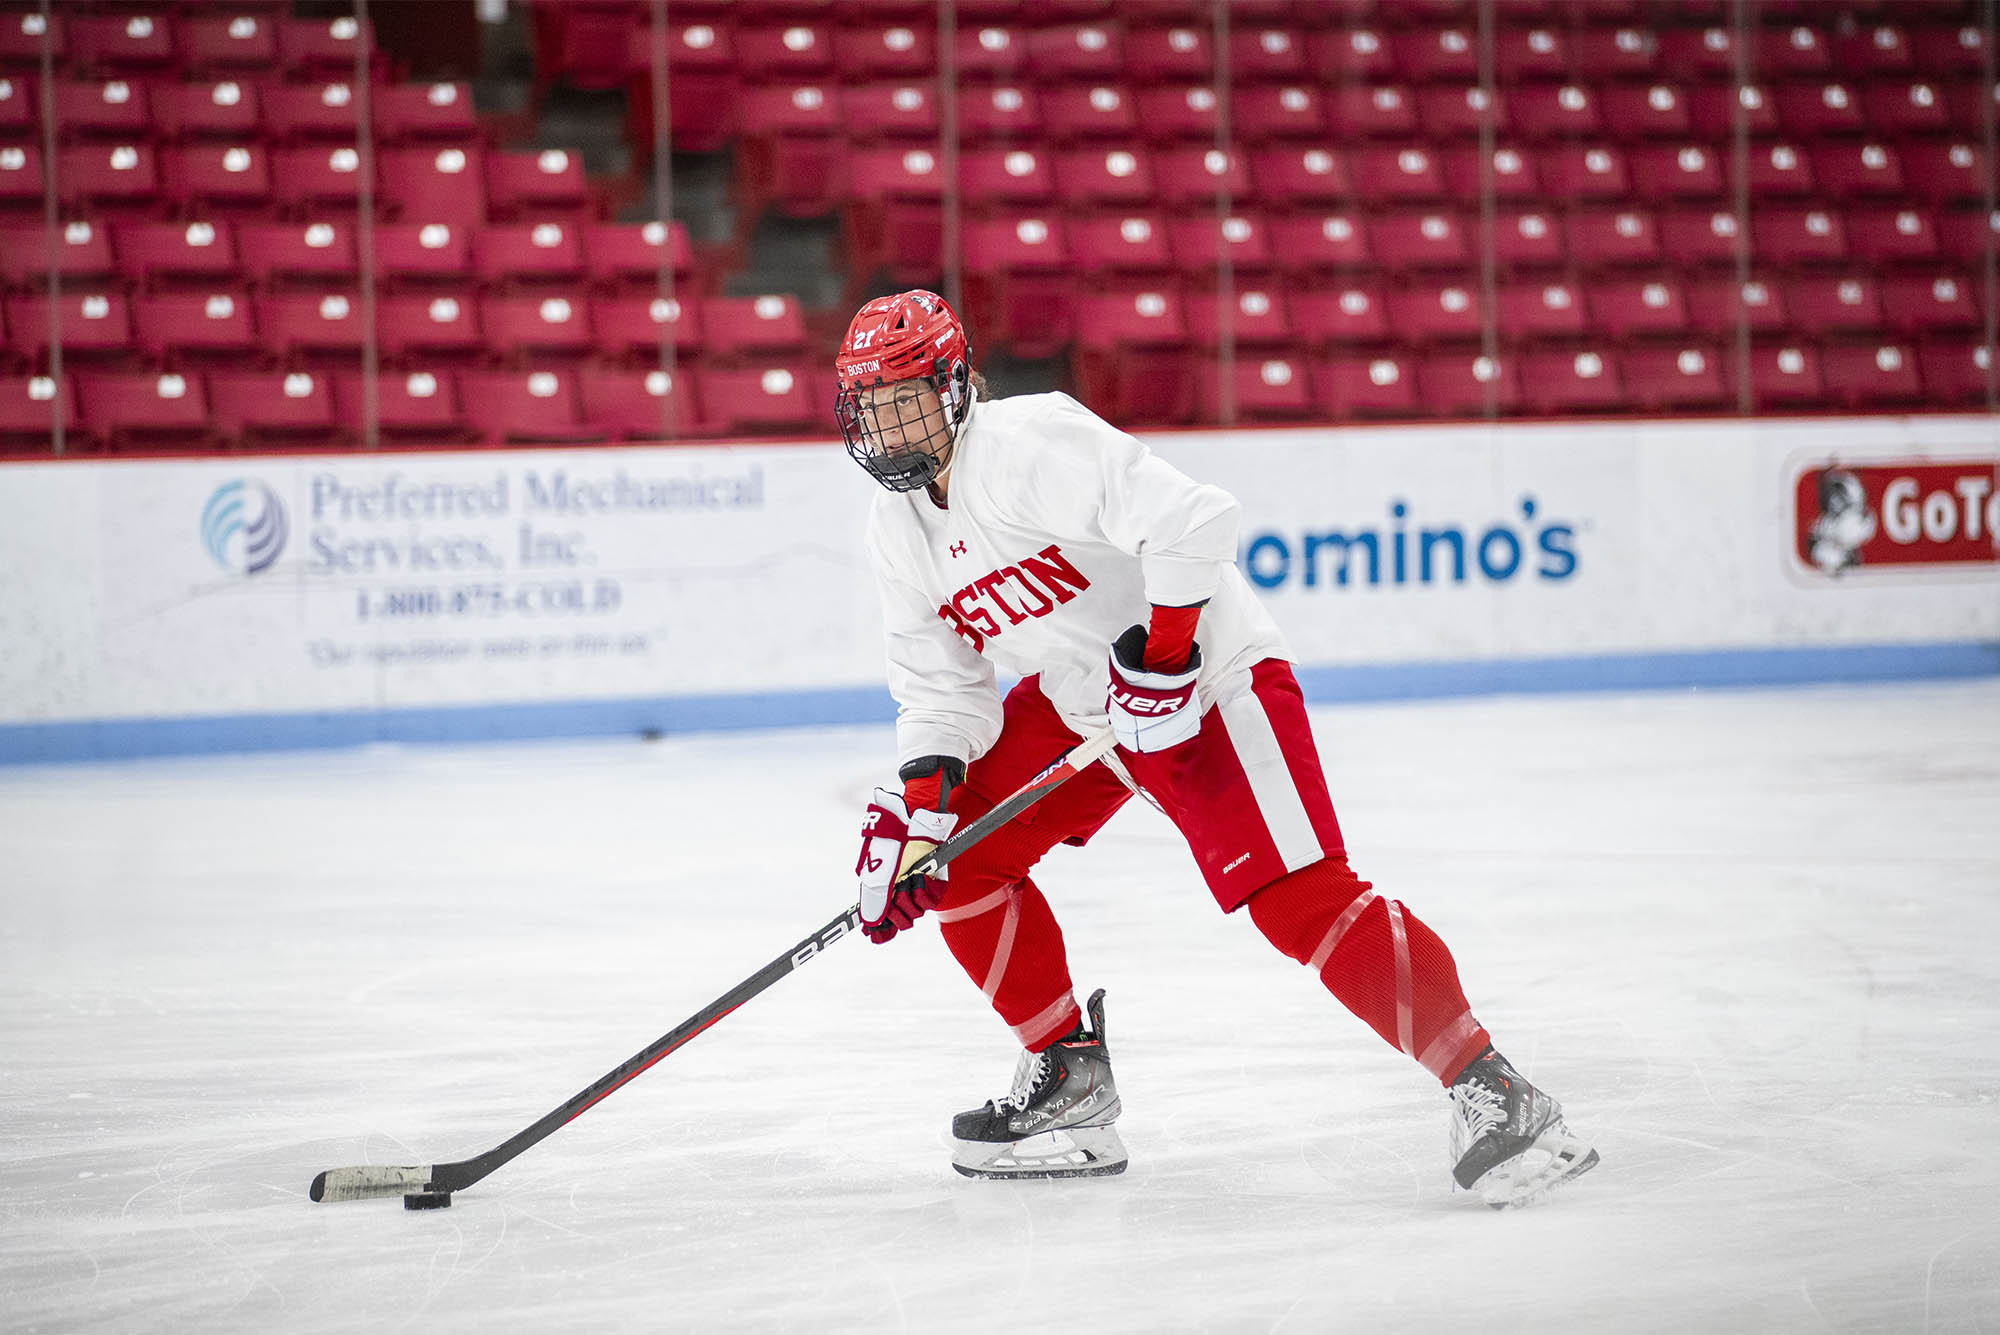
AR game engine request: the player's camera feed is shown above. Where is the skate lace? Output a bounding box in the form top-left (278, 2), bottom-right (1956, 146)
top-left (991, 1048), bottom-right (1050, 1115)
top-left (1450, 1079), bottom-right (1507, 1157)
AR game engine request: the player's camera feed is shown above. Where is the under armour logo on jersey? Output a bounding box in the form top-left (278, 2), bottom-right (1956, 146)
top-left (950, 541), bottom-right (967, 558)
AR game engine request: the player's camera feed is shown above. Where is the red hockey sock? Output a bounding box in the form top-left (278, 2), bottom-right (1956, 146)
top-left (1245, 858), bottom-right (1490, 1084)
top-left (931, 811), bottom-right (1083, 1051)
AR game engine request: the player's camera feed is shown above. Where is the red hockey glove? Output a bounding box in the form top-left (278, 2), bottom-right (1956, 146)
top-left (856, 788), bottom-right (959, 944)
top-left (1108, 622), bottom-right (1204, 753)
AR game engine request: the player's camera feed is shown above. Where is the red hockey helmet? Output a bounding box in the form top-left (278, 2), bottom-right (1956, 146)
top-left (834, 289), bottom-right (973, 492)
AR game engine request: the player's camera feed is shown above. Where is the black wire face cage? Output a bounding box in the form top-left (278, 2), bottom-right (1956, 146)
top-left (837, 358), bottom-right (971, 493)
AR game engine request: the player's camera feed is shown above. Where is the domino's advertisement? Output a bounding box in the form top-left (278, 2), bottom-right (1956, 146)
top-left (2, 414), bottom-right (1996, 762)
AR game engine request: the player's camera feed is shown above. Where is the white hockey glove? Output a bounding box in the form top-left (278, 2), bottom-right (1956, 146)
top-left (1107, 623), bottom-right (1204, 753)
top-left (855, 788), bottom-right (959, 944)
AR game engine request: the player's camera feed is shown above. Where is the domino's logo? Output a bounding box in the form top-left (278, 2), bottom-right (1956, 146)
top-left (200, 480), bottom-right (288, 576)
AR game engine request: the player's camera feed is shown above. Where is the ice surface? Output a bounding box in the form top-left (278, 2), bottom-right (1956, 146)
top-left (3, 681), bottom-right (1997, 1334)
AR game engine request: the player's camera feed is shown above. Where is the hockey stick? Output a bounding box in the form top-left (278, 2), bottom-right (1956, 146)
top-left (309, 727), bottom-right (1119, 1205)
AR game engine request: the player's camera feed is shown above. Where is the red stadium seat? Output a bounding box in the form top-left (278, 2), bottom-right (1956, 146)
top-left (1520, 347), bottom-right (1624, 414)
top-left (734, 22), bottom-right (834, 79)
top-left (1133, 84), bottom-right (1221, 144)
top-left (581, 221), bottom-right (695, 285)
top-left (1440, 145), bottom-right (1539, 200)
top-left (1350, 143), bottom-right (1445, 203)
top-left (181, 13), bottom-right (279, 70)
top-left (1863, 78), bottom-right (1951, 135)
top-left (1249, 145), bottom-right (1349, 206)
top-left (1752, 207), bottom-right (1848, 265)
top-left (1898, 141), bottom-right (1988, 204)
top-left (131, 289), bottom-right (258, 360)
top-left (591, 293), bottom-right (702, 357)
top-left (1230, 26), bottom-right (1309, 81)
top-left (1386, 281), bottom-right (1485, 343)
top-left (1232, 84), bottom-right (1327, 140)
top-left (1415, 84), bottom-right (1501, 138)
top-left (1184, 288), bottom-right (1292, 348)
top-left (1938, 209), bottom-right (2000, 264)
top-left (1293, 285), bottom-right (1389, 344)
top-left (69, 13), bottom-right (177, 70)
top-left (1775, 80), bottom-right (1867, 136)
top-left (0, 373), bottom-right (75, 447)
top-left (1687, 275), bottom-right (1788, 335)
top-left (7, 291), bottom-right (132, 358)
top-left (1685, 83), bottom-right (1780, 138)
top-left (1833, 21), bottom-right (1914, 76)
top-left (1167, 215), bottom-right (1274, 273)
top-left (1197, 355), bottom-right (1315, 422)
top-left (482, 292), bottom-right (594, 357)
top-left (371, 222), bottom-right (472, 283)
top-left (380, 144), bottom-right (485, 224)
top-left (331, 368), bottom-right (469, 442)
top-left (373, 81), bottom-right (478, 140)
top-left (471, 222), bottom-right (586, 285)
top-left (1566, 208), bottom-right (1662, 267)
top-left (579, 363), bottom-right (703, 440)
top-left (700, 363), bottom-right (821, 436)
top-left (1325, 83), bottom-right (1418, 137)
top-left (1573, 26), bottom-right (1658, 79)
top-left (76, 371), bottom-right (211, 448)
top-left (1880, 273), bottom-right (1980, 333)
top-left (1757, 24), bottom-right (1833, 77)
top-left (1040, 83), bottom-right (1139, 140)
top-left (276, 15), bottom-right (378, 76)
top-left (702, 294), bottom-right (808, 357)
top-left (59, 143), bottom-right (158, 207)
top-left (1658, 26), bottom-right (1739, 78)
top-left (377, 291), bottom-right (483, 357)
top-left (1393, 26), bottom-right (1478, 81)
top-left (1125, 25), bottom-right (1214, 82)
top-left (0, 12), bottom-right (66, 70)
top-left (458, 368), bottom-right (602, 443)
top-left (1597, 82), bottom-right (1692, 137)
top-left (254, 289), bottom-right (363, 355)
top-left (1368, 210), bottom-right (1470, 270)
top-left (1417, 350), bottom-right (1522, 416)
top-left (1658, 208), bottom-right (1744, 267)
top-left (1067, 212), bottom-right (1174, 273)
top-left (1622, 345), bottom-right (1731, 410)
top-left (833, 23), bottom-right (938, 79)
top-left (1268, 212), bottom-right (1370, 271)
top-left (237, 221), bottom-right (356, 286)
top-left (162, 143), bottom-right (272, 210)
top-left (1538, 144), bottom-right (1630, 201)
top-left (1053, 146), bottom-right (1156, 206)
top-left (488, 148), bottom-right (589, 219)
top-left (957, 84), bottom-right (1044, 141)
top-left (961, 214), bottom-right (1075, 359)
top-left (151, 79), bottom-right (262, 138)
top-left (955, 24), bottom-right (1031, 79)
top-left (1811, 141), bottom-right (1904, 198)
top-left (1627, 144), bottom-right (1724, 200)
top-left (1821, 341), bottom-right (1924, 407)
top-left (1911, 22), bottom-right (1990, 75)
top-left (0, 220), bottom-right (115, 286)
top-left (53, 78), bottom-right (151, 137)
top-left (1747, 141), bottom-right (1816, 197)
top-left (1306, 26), bottom-right (1398, 83)
top-left (1075, 287), bottom-right (1189, 349)
top-left (1785, 274), bottom-right (1885, 334)
top-left (1846, 208), bottom-right (1939, 264)
top-left (1493, 209), bottom-right (1567, 268)
top-left (1496, 25), bottom-right (1569, 80)
top-left (267, 143), bottom-right (374, 211)
top-left (261, 80), bottom-right (362, 140)
top-left (0, 73), bottom-right (29, 137)
top-left (1507, 83), bottom-right (1602, 139)
top-left (1915, 340), bottom-right (1996, 405)
top-left (1496, 280), bottom-right (1588, 339)
top-left (1312, 354), bottom-right (1419, 418)
top-left (959, 146), bottom-right (1055, 205)
top-left (1025, 23), bottom-right (1124, 81)
top-left (208, 370), bottom-right (340, 444)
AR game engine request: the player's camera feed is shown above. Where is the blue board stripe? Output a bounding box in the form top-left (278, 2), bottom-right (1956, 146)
top-left (1, 641), bottom-right (1994, 765)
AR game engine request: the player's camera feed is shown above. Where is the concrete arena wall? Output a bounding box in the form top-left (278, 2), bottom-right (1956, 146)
top-left (0, 413), bottom-right (1994, 763)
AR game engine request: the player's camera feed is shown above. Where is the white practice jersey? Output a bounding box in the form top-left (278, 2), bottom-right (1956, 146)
top-left (865, 391), bottom-right (1292, 769)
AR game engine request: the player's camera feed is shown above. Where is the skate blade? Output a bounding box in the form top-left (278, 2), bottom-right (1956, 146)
top-left (951, 1125), bottom-right (1129, 1180)
top-left (1473, 1123), bottom-right (1600, 1210)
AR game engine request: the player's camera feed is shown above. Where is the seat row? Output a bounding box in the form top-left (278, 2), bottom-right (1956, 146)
top-left (0, 361), bottom-right (829, 450)
top-left (0, 217), bottom-right (694, 289)
top-left (0, 11), bottom-right (377, 77)
top-left (539, 8), bottom-right (1993, 89)
top-left (0, 289), bottom-right (800, 364)
top-left (2, 75), bottom-right (479, 143)
top-left (0, 140), bottom-right (593, 221)
top-left (725, 75), bottom-right (1979, 147)
top-left (1085, 338), bottom-right (1994, 426)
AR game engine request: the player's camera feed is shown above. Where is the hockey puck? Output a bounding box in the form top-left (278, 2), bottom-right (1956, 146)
top-left (403, 1191), bottom-right (452, 1211)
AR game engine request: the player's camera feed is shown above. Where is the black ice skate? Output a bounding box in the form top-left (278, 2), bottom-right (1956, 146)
top-left (1448, 1047), bottom-right (1599, 1209)
top-left (951, 988), bottom-right (1127, 1179)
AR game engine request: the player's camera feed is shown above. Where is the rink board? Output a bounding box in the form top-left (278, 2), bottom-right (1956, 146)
top-left (1, 414), bottom-right (1995, 761)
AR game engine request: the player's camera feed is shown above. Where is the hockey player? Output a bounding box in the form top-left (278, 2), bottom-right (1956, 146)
top-left (839, 289), bottom-right (1598, 1207)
